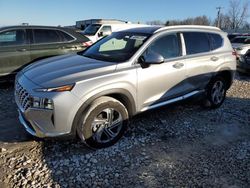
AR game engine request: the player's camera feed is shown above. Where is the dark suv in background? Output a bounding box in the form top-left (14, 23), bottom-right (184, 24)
top-left (0, 25), bottom-right (91, 78)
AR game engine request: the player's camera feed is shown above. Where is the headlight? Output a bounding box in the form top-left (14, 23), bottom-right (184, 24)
top-left (31, 97), bottom-right (53, 110)
top-left (35, 84), bottom-right (75, 92)
top-left (236, 47), bottom-right (243, 51)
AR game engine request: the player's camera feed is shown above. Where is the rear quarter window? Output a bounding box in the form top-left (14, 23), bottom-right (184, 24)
top-left (183, 32), bottom-right (210, 55)
top-left (58, 30), bottom-right (75, 42)
top-left (209, 33), bottom-right (223, 50)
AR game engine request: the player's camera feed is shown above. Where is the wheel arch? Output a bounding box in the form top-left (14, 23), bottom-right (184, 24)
top-left (71, 88), bottom-right (136, 135)
top-left (212, 69), bottom-right (235, 90)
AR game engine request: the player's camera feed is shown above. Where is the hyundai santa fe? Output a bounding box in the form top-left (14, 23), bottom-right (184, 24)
top-left (15, 25), bottom-right (236, 148)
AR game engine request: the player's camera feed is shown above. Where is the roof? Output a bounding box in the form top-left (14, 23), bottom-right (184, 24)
top-left (234, 35), bottom-right (250, 38)
top-left (119, 25), bottom-right (222, 34)
top-left (0, 25), bottom-right (70, 30)
top-left (155, 25), bottom-right (221, 33)
top-left (119, 26), bottom-right (162, 34)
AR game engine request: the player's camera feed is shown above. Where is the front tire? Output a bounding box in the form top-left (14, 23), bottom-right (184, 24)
top-left (77, 96), bottom-right (129, 149)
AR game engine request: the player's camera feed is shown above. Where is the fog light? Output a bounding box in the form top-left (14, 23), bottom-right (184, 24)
top-left (43, 98), bottom-right (53, 110)
top-left (31, 96), bottom-right (53, 110)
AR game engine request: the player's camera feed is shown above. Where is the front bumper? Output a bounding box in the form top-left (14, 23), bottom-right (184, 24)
top-left (18, 108), bottom-right (67, 138)
top-left (15, 73), bottom-right (79, 138)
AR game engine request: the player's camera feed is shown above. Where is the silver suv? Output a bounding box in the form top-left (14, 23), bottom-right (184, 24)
top-left (15, 26), bottom-right (236, 148)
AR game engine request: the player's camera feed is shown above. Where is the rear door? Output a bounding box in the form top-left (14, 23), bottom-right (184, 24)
top-left (29, 28), bottom-right (65, 63)
top-left (0, 28), bottom-right (30, 76)
top-left (182, 32), bottom-right (223, 90)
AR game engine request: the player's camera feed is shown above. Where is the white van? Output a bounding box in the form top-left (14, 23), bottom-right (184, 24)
top-left (82, 23), bottom-right (148, 43)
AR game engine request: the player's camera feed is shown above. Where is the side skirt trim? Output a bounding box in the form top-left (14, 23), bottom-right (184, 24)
top-left (141, 90), bottom-right (204, 112)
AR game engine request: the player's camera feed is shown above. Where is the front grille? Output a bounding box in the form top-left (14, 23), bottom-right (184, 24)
top-left (15, 81), bottom-right (31, 111)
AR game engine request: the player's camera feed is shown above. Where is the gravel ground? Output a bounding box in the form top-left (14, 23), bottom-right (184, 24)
top-left (0, 74), bottom-right (249, 188)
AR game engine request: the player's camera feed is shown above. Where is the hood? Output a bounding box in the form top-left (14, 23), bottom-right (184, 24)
top-left (22, 54), bottom-right (116, 88)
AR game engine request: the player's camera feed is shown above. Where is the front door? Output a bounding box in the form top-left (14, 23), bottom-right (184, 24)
top-left (137, 33), bottom-right (188, 111)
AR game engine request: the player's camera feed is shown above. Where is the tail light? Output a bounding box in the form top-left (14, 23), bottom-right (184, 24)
top-left (232, 50), bottom-right (239, 60)
top-left (82, 41), bottom-right (93, 47)
top-left (232, 50), bottom-right (237, 56)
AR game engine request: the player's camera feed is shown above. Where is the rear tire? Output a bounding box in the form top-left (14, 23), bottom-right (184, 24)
top-left (203, 76), bottom-right (227, 109)
top-left (77, 96), bottom-right (129, 149)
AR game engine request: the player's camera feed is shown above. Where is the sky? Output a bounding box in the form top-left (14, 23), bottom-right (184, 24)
top-left (0, 0), bottom-right (249, 26)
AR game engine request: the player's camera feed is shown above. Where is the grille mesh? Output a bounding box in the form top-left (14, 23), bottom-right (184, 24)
top-left (15, 82), bottom-right (31, 111)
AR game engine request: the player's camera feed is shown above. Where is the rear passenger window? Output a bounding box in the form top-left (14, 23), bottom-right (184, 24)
top-left (33, 29), bottom-right (61, 44)
top-left (0, 30), bottom-right (26, 46)
top-left (147, 33), bottom-right (181, 59)
top-left (209, 33), bottom-right (223, 50)
top-left (58, 31), bottom-right (75, 42)
top-left (183, 32), bottom-right (210, 55)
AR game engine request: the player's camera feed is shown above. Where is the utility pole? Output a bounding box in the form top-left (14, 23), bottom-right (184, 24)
top-left (216, 6), bottom-right (223, 28)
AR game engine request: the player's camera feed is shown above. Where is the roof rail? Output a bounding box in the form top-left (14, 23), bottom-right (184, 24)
top-left (155, 25), bottom-right (221, 33)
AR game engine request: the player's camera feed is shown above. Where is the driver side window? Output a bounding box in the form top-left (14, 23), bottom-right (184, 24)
top-left (145, 33), bottom-right (181, 59)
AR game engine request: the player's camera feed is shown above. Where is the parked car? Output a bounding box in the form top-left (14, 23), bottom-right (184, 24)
top-left (234, 45), bottom-right (250, 74)
top-left (81, 23), bottom-right (148, 43)
top-left (231, 36), bottom-right (250, 74)
top-left (228, 33), bottom-right (250, 42)
top-left (15, 25), bottom-right (236, 148)
top-left (0, 25), bottom-right (91, 78)
top-left (231, 36), bottom-right (250, 47)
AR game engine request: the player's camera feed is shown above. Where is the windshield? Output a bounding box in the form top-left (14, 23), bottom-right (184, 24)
top-left (231, 37), bottom-right (250, 44)
top-left (82, 24), bottom-right (101, 35)
top-left (81, 32), bottom-right (151, 62)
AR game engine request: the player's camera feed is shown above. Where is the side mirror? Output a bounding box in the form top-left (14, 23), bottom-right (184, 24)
top-left (139, 51), bottom-right (164, 66)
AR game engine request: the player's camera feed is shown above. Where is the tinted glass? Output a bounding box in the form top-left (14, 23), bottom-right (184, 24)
top-left (183, 32), bottom-right (210, 55)
top-left (58, 31), bottom-right (75, 42)
top-left (146, 33), bottom-right (181, 59)
top-left (209, 33), bottom-right (223, 50)
top-left (34, 29), bottom-right (61, 44)
top-left (0, 29), bottom-right (25, 46)
top-left (83, 24), bottom-right (101, 35)
top-left (81, 32), bottom-right (150, 62)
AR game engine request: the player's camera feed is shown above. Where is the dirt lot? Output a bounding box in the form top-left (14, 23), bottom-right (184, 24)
top-left (0, 74), bottom-right (249, 188)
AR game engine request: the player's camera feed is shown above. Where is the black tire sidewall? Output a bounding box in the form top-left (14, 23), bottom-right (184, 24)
top-left (207, 76), bottom-right (226, 109)
top-left (78, 99), bottom-right (128, 149)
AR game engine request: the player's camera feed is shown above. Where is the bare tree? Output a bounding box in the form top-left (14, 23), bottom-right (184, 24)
top-left (228, 0), bottom-right (249, 29)
top-left (165, 15), bottom-right (211, 26)
top-left (146, 20), bottom-right (164, 26)
top-left (214, 13), bottom-right (232, 29)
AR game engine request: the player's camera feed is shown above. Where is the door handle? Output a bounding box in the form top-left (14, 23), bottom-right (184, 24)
top-left (173, 62), bottom-right (184, 69)
top-left (17, 49), bottom-right (26, 52)
top-left (211, 56), bottom-right (219, 61)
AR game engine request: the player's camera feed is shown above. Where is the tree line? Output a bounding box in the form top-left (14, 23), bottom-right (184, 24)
top-left (146, 0), bottom-right (249, 31)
